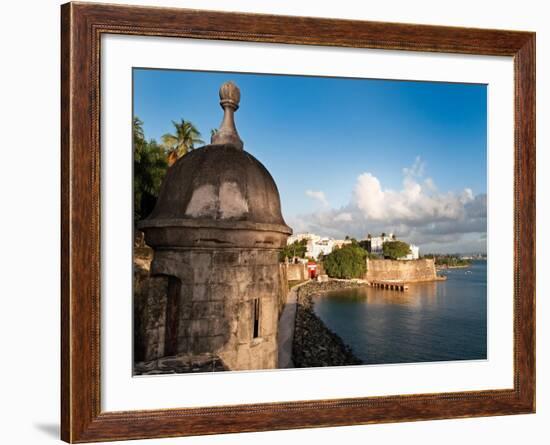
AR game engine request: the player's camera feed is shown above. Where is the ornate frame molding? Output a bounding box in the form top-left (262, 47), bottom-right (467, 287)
top-left (61, 2), bottom-right (535, 442)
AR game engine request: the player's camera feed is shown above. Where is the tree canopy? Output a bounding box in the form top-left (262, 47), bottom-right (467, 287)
top-left (134, 117), bottom-right (168, 225)
top-left (323, 244), bottom-right (367, 279)
top-left (134, 116), bottom-right (207, 226)
top-left (382, 241), bottom-right (411, 260)
top-left (162, 119), bottom-right (204, 166)
top-left (279, 239), bottom-right (308, 262)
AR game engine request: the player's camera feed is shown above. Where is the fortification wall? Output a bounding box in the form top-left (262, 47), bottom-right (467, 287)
top-left (366, 258), bottom-right (437, 283)
top-left (136, 248), bottom-right (281, 371)
top-left (284, 263), bottom-right (308, 281)
top-left (278, 263), bottom-right (289, 315)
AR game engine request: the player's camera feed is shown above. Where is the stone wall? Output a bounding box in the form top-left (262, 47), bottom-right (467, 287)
top-left (278, 263), bottom-right (289, 314)
top-left (137, 248), bottom-right (282, 371)
top-left (285, 262), bottom-right (308, 281)
top-left (366, 258), bottom-right (437, 282)
top-left (134, 262), bottom-right (168, 362)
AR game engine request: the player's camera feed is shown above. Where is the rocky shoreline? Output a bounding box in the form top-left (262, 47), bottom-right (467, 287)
top-left (292, 280), bottom-right (364, 368)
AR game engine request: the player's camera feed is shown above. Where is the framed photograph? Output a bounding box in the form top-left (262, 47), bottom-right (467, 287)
top-left (61, 2), bottom-right (535, 442)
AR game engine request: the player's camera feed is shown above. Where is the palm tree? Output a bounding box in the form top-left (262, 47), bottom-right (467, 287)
top-left (133, 116), bottom-right (145, 145)
top-left (133, 116), bottom-right (168, 225)
top-left (161, 119), bottom-right (204, 166)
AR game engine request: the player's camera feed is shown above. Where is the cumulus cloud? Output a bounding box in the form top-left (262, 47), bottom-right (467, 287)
top-left (305, 189), bottom-right (329, 207)
top-left (353, 171), bottom-right (473, 223)
top-left (290, 158), bottom-right (486, 253)
top-left (334, 212), bottom-right (353, 222)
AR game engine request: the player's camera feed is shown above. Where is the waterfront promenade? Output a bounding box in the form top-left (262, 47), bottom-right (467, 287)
top-left (277, 282), bottom-right (308, 368)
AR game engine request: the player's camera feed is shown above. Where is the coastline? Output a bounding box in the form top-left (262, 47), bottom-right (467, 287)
top-left (436, 264), bottom-right (471, 270)
top-left (292, 280), bottom-right (364, 368)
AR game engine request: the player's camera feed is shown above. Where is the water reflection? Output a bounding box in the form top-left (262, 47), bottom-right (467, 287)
top-left (312, 261), bottom-right (487, 365)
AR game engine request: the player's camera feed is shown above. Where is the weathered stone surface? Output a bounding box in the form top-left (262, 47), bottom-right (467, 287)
top-left (212, 250), bottom-right (240, 265)
top-left (150, 253), bottom-right (193, 282)
top-left (192, 301), bottom-right (224, 319)
top-left (284, 262), bottom-right (308, 281)
top-left (209, 283), bottom-right (236, 301)
top-left (366, 258), bottom-right (438, 283)
top-left (134, 257), bottom-right (169, 362)
top-left (191, 284), bottom-right (209, 302)
top-left (239, 250), bottom-right (263, 266)
top-left (134, 353), bottom-right (228, 375)
top-left (208, 318), bottom-right (229, 336)
top-left (262, 306), bottom-right (278, 336)
top-left (192, 253), bottom-right (213, 284)
top-left (237, 301), bottom-right (253, 343)
top-left (134, 247), bottom-right (285, 370)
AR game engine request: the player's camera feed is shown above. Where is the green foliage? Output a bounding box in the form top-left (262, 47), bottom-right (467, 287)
top-left (134, 117), bottom-right (168, 225)
top-left (357, 239), bottom-right (382, 258)
top-left (323, 244), bottom-right (367, 279)
top-left (382, 241), bottom-right (411, 260)
top-left (279, 239), bottom-right (308, 262)
top-left (424, 254), bottom-right (471, 267)
top-left (162, 119), bottom-right (204, 165)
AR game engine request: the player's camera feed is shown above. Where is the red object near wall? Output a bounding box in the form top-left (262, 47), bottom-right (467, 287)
top-left (307, 262), bottom-right (317, 279)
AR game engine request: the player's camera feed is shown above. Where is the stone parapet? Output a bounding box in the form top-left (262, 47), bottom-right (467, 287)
top-left (366, 258), bottom-right (439, 283)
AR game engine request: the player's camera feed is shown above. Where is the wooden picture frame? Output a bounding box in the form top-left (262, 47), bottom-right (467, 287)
top-left (61, 2), bottom-right (535, 442)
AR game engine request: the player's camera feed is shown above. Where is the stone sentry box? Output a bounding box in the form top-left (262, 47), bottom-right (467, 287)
top-left (138, 82), bottom-right (292, 371)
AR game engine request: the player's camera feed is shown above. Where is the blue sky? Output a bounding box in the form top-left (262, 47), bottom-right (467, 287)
top-left (134, 68), bottom-right (487, 253)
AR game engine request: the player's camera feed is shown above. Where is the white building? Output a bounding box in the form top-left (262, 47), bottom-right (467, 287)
top-left (365, 233), bottom-right (396, 254)
top-left (287, 232), bottom-right (320, 245)
top-left (287, 233), bottom-right (333, 259)
top-left (365, 232), bottom-right (420, 260)
top-left (286, 233), bottom-right (350, 260)
top-left (287, 232), bottom-right (419, 261)
top-left (401, 244), bottom-right (420, 260)
top-left (333, 239), bottom-right (352, 249)
top-left (309, 238), bottom-right (334, 259)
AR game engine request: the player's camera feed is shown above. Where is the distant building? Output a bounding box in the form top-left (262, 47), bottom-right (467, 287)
top-left (364, 233), bottom-right (396, 255)
top-left (333, 239), bottom-right (352, 249)
top-left (364, 232), bottom-right (419, 260)
top-left (287, 232), bottom-right (320, 244)
top-left (287, 231), bottom-right (418, 261)
top-left (401, 244), bottom-right (419, 260)
top-left (308, 237), bottom-right (334, 259)
top-left (287, 233), bottom-right (349, 260)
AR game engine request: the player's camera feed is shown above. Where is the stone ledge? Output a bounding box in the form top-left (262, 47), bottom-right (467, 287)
top-left (134, 353), bottom-right (228, 375)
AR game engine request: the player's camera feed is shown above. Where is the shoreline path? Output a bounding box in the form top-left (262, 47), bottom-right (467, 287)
top-left (277, 282), bottom-right (308, 368)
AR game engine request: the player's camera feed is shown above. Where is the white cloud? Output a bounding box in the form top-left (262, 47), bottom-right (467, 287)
top-left (353, 170), bottom-right (470, 224)
top-left (424, 177), bottom-right (436, 192)
top-left (402, 155), bottom-right (425, 178)
top-left (288, 157), bottom-right (486, 253)
top-left (305, 189), bottom-right (329, 207)
top-left (334, 212), bottom-right (353, 222)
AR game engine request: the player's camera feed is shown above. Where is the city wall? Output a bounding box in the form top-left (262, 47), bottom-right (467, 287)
top-left (283, 262), bottom-right (308, 282)
top-left (366, 258), bottom-right (438, 283)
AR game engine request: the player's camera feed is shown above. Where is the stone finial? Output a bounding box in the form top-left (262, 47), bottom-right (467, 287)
top-left (211, 81), bottom-right (244, 150)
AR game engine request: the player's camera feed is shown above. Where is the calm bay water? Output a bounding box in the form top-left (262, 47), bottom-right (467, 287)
top-left (312, 261), bottom-right (487, 365)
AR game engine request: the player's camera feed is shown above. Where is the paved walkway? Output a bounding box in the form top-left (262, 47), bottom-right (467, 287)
top-left (277, 282), bottom-right (307, 368)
